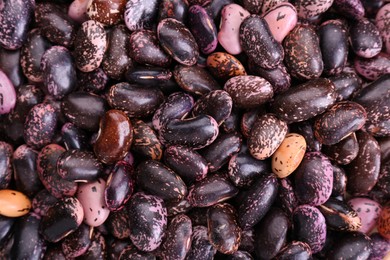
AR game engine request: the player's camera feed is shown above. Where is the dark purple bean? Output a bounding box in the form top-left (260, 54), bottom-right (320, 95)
top-left (12, 145), bottom-right (43, 197)
top-left (159, 115), bottom-right (219, 149)
top-left (378, 136), bottom-right (390, 163)
top-left (364, 94), bottom-right (390, 137)
top-left (326, 232), bottom-right (372, 260)
top-left (119, 246), bottom-right (156, 260)
top-left (240, 108), bottom-right (263, 139)
top-left (0, 216), bottom-right (13, 246)
top-left (105, 161), bottom-right (134, 211)
top-left (0, 48), bottom-right (24, 88)
top-left (106, 210), bottom-right (131, 239)
top-left (192, 90), bottom-right (233, 126)
top-left (293, 205), bottom-right (326, 254)
top-left (331, 164), bottom-right (348, 197)
top-left (0, 0), bottom-right (34, 50)
top-left (173, 65), bottom-right (220, 96)
top-left (57, 149), bottom-right (103, 182)
top-left (23, 103), bottom-right (58, 149)
top-left (160, 214), bottom-right (192, 260)
top-left (188, 5), bottom-right (218, 55)
top-left (125, 67), bottom-right (172, 86)
top-left (187, 174), bottom-right (238, 207)
top-left (108, 240), bottom-right (132, 260)
top-left (62, 92), bottom-right (108, 132)
top-left (164, 145), bottom-right (208, 185)
top-left (271, 78), bottom-right (337, 123)
top-left (0, 142), bottom-right (12, 189)
top-left (158, 0), bottom-right (189, 22)
top-left (224, 75), bottom-right (273, 109)
top-left (238, 173), bottom-right (278, 230)
top-left (35, 3), bottom-right (77, 48)
top-left (136, 160), bottom-right (187, 202)
top-left (200, 132), bottom-right (241, 172)
top-left (248, 61), bottom-right (291, 94)
top-left (248, 113), bottom-right (287, 160)
top-left (275, 241), bottom-right (312, 260)
top-left (77, 68), bottom-right (109, 94)
top-left (353, 74), bottom-right (390, 107)
top-left (131, 119), bottom-right (163, 160)
top-left (102, 25), bottom-right (133, 80)
top-left (369, 232), bottom-right (390, 260)
top-left (108, 82), bottom-right (164, 118)
top-left (294, 152), bottom-right (333, 206)
top-left (157, 18), bottom-right (199, 66)
top-left (254, 207), bottom-right (289, 259)
top-left (153, 92), bottom-right (194, 132)
top-left (277, 178), bottom-right (298, 217)
top-left (39, 197), bottom-right (84, 243)
top-left (228, 152), bottom-right (270, 188)
top-left (86, 0), bottom-right (126, 25)
top-left (61, 224), bottom-right (92, 258)
top-left (81, 231), bottom-right (106, 260)
top-left (328, 71), bottom-right (361, 101)
top-left (240, 15), bottom-right (284, 69)
top-left (129, 30), bottom-right (171, 67)
top-left (238, 230), bottom-right (255, 253)
top-left (61, 123), bottom-right (91, 150)
top-left (318, 198), bottom-right (361, 231)
top-left (186, 226), bottom-right (216, 260)
top-left (283, 24), bottom-right (323, 80)
top-left (349, 18), bottom-right (382, 58)
top-left (43, 245), bottom-right (66, 260)
top-left (207, 203), bottom-right (241, 255)
top-left (322, 132), bottom-right (359, 165)
top-left (31, 190), bottom-right (58, 218)
top-left (124, 0), bottom-right (159, 31)
top-left (205, 0), bottom-right (234, 21)
top-left (221, 107), bottom-right (241, 134)
top-left (346, 131), bottom-right (381, 195)
top-left (314, 101), bottom-right (366, 145)
top-left (166, 199), bottom-right (192, 217)
top-left (354, 52), bottom-right (390, 81)
top-left (128, 192), bottom-right (167, 252)
top-left (11, 213), bottom-right (46, 260)
top-left (20, 29), bottom-right (52, 83)
top-left (226, 251), bottom-right (253, 260)
top-left (333, 0), bottom-right (365, 19)
top-left (37, 144), bottom-right (77, 198)
top-left (291, 121), bottom-right (322, 152)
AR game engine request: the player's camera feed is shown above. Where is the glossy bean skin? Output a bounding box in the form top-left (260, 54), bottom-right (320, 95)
top-left (200, 132), bottom-right (241, 172)
top-left (136, 160), bottom-right (187, 202)
top-left (331, 164), bottom-right (347, 197)
top-left (93, 110), bottom-right (133, 164)
top-left (173, 65), bottom-right (220, 96)
top-left (207, 203), bottom-right (241, 255)
top-left (119, 246), bottom-right (156, 260)
top-left (31, 190), bottom-right (58, 218)
top-left (61, 123), bottom-right (91, 150)
top-left (11, 213), bottom-right (46, 260)
top-left (238, 174), bottom-right (278, 230)
top-left (364, 93), bottom-right (390, 137)
top-left (0, 0), bottom-right (34, 50)
top-left (129, 30), bottom-right (171, 67)
top-left (248, 62), bottom-right (291, 94)
top-left (329, 71), bottom-right (361, 101)
top-left (81, 231), bottom-right (106, 260)
top-left (348, 197), bottom-right (382, 234)
top-left (187, 174), bottom-right (238, 207)
top-left (0, 48), bottom-right (24, 88)
top-left (291, 121), bottom-right (322, 152)
top-left (158, 0), bottom-right (189, 22)
top-left (319, 20), bottom-right (348, 76)
top-left (106, 210), bottom-right (131, 239)
top-left (108, 82), bottom-right (164, 118)
top-left (354, 52), bottom-right (390, 81)
top-left (35, 3), bottom-right (77, 48)
top-left (160, 214), bottom-right (192, 260)
top-left (57, 150), bottom-right (103, 182)
top-left (37, 144), bottom-right (77, 199)
top-left (314, 101), bottom-right (367, 145)
top-left (369, 232), bottom-right (390, 260)
top-left (12, 145), bottom-right (43, 197)
top-left (128, 193), bottom-right (167, 252)
top-left (131, 119), bottom-right (163, 160)
top-left (61, 224), bottom-right (92, 258)
top-left (159, 115), bottom-right (219, 149)
top-left (186, 225), bottom-right (216, 260)
top-left (157, 18), bottom-right (199, 66)
top-left (124, 0), bottom-right (159, 31)
top-left (319, 198), bottom-right (361, 231)
top-left (293, 205), bottom-right (326, 254)
top-left (0, 142), bottom-right (13, 189)
top-left (239, 15), bottom-right (284, 69)
top-left (326, 232), bottom-right (372, 260)
top-left (376, 3), bottom-right (390, 54)
top-left (283, 24), bottom-right (323, 80)
top-left (271, 78), bottom-right (337, 123)
top-left (346, 131), bottom-right (381, 195)
top-left (206, 52), bottom-right (246, 81)
top-left (349, 19), bottom-right (382, 58)
top-left (353, 74), bottom-right (390, 106)
top-left (254, 207), bottom-right (289, 259)
top-left (61, 92), bottom-right (108, 132)
top-left (263, 3), bottom-right (297, 43)
top-left (277, 178), bottom-right (298, 217)
top-left (87, 0), bottom-right (127, 25)
top-left (228, 152), bottom-right (270, 188)
top-left (333, 0), bottom-right (365, 19)
top-left (322, 132), bottom-right (359, 165)
top-left (102, 25), bottom-right (133, 80)
top-left (164, 145), bottom-right (208, 185)
top-left (192, 90), bottom-right (233, 126)
top-left (77, 68), bottom-right (109, 94)
top-left (275, 241), bottom-right (312, 260)
top-left (39, 197), bottom-right (84, 243)
top-left (294, 152), bottom-right (333, 206)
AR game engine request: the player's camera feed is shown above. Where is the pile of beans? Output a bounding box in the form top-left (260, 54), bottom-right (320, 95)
top-left (0, 0), bottom-right (390, 259)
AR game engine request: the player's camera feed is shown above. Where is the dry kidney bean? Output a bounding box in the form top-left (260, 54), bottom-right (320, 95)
top-left (1, 0), bottom-right (390, 258)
